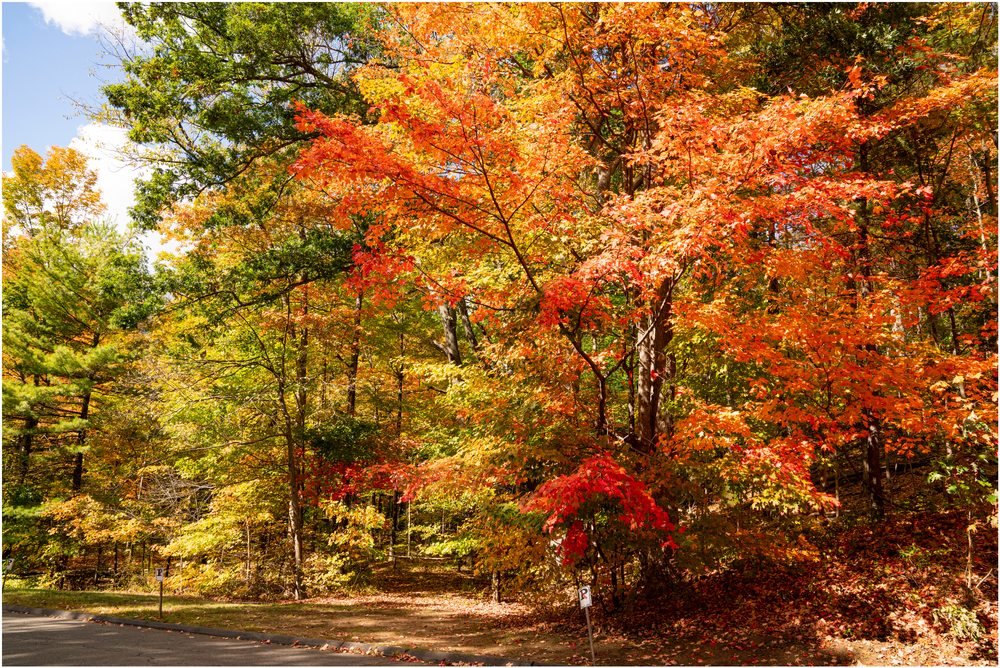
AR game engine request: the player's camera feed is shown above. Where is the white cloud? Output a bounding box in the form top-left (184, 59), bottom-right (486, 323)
top-left (69, 123), bottom-right (140, 223)
top-left (28, 1), bottom-right (123, 37)
top-left (70, 123), bottom-right (174, 261)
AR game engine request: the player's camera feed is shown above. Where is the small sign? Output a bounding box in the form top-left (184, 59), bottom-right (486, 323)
top-left (5, 558), bottom-right (13, 571)
top-left (155, 567), bottom-right (164, 582)
top-left (579, 585), bottom-right (592, 609)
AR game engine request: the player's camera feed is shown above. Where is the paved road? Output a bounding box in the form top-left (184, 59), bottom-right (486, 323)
top-left (2, 611), bottom-right (400, 666)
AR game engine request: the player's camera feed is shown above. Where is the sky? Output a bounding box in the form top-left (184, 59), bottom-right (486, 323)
top-left (2, 1), bottom-right (163, 256)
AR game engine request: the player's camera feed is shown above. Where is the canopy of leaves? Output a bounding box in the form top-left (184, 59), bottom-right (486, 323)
top-left (5, 3), bottom-right (994, 618)
top-left (102, 2), bottom-right (384, 229)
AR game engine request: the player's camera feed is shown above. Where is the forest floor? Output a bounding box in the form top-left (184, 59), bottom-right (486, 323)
top-left (3, 510), bottom-right (996, 666)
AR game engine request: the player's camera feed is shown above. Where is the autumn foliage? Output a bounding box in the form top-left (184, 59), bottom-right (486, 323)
top-left (3, 4), bottom-right (996, 647)
top-left (288, 1), bottom-right (996, 589)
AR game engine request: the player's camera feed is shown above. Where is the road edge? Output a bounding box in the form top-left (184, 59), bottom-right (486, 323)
top-left (1, 604), bottom-right (547, 666)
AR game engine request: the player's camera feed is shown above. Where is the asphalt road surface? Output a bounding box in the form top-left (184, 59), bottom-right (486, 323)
top-left (2, 611), bottom-right (401, 666)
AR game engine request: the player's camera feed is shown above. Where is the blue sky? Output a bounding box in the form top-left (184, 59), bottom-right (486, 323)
top-left (3, 2), bottom-right (104, 170)
top-left (2, 1), bottom-right (159, 250)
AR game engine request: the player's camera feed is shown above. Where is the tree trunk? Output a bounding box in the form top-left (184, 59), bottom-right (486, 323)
top-left (276, 284), bottom-right (308, 601)
top-left (389, 491), bottom-right (401, 564)
top-left (861, 408), bottom-right (885, 519)
top-left (347, 291), bottom-right (363, 414)
top-left (72, 387), bottom-right (93, 493)
top-left (286, 440), bottom-right (305, 600)
top-left (436, 301), bottom-right (462, 365)
top-left (834, 462), bottom-right (840, 517)
top-left (854, 142), bottom-right (885, 520)
top-left (71, 333), bottom-right (101, 495)
top-left (973, 147), bottom-right (996, 218)
top-left (491, 570), bottom-right (501, 603)
top-left (967, 150), bottom-right (995, 286)
top-left (634, 281), bottom-right (674, 451)
top-left (292, 283), bottom-right (310, 599)
top-left (456, 297), bottom-right (480, 362)
top-left (246, 522), bottom-right (252, 583)
top-left (286, 402), bottom-right (306, 594)
top-left (396, 369), bottom-right (404, 434)
top-left (71, 452), bottom-right (84, 494)
top-left (16, 414), bottom-right (37, 487)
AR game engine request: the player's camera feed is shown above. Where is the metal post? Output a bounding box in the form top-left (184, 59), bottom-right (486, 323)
top-left (585, 606), bottom-right (596, 666)
top-left (3, 558), bottom-right (13, 592)
top-left (578, 585), bottom-right (596, 666)
top-left (155, 566), bottom-right (164, 618)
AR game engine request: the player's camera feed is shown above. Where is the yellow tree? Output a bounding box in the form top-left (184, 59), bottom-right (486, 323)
top-left (3, 145), bottom-right (106, 236)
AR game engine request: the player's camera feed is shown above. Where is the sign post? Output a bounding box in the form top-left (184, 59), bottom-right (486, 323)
top-left (579, 585), bottom-right (596, 666)
top-left (3, 558), bottom-right (13, 591)
top-left (155, 567), bottom-right (165, 618)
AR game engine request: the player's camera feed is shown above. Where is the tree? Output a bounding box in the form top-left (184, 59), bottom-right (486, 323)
top-left (3, 145), bottom-right (106, 236)
top-left (726, 2), bottom-right (998, 518)
top-left (101, 2), bottom-right (383, 230)
top-left (289, 3), bottom-right (733, 596)
top-left (3, 218), bottom-right (155, 496)
top-left (154, 163), bottom-right (381, 598)
top-left (3, 148), bottom-right (158, 574)
top-left (291, 2), bottom-right (996, 600)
